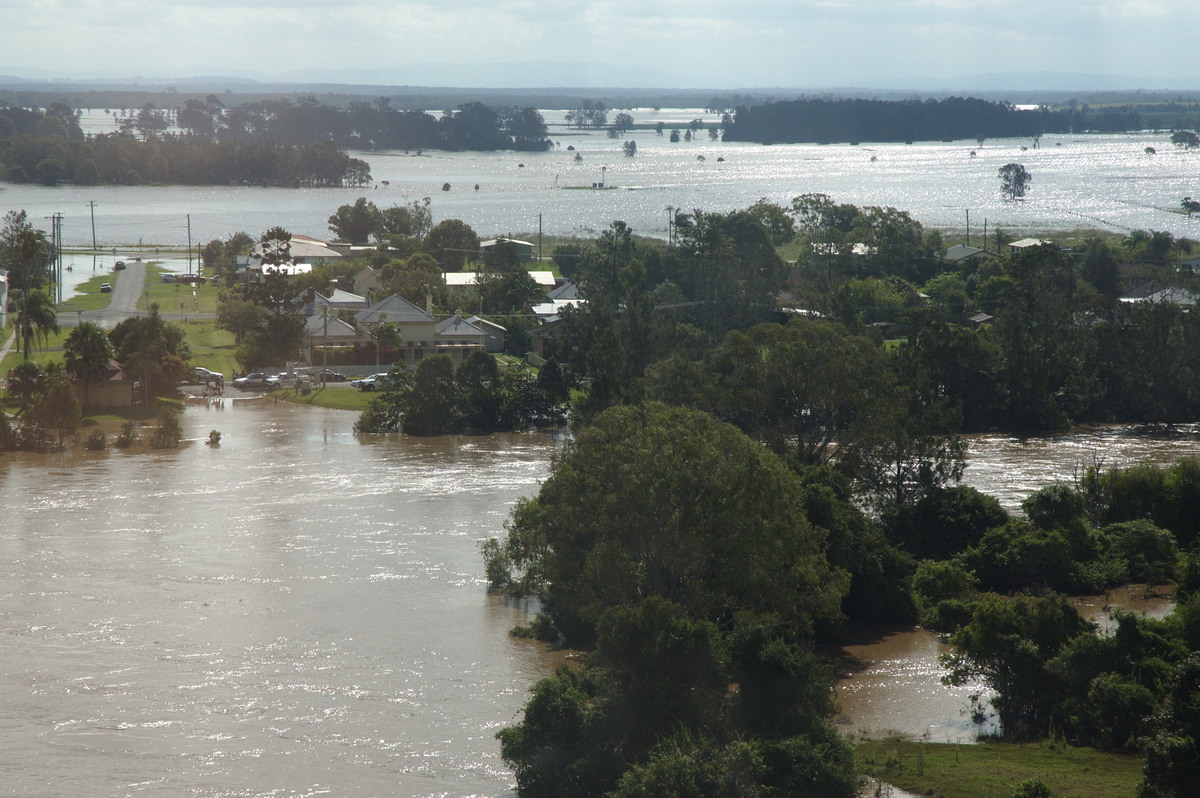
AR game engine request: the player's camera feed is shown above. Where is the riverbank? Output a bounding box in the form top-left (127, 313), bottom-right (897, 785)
top-left (856, 738), bottom-right (1143, 798)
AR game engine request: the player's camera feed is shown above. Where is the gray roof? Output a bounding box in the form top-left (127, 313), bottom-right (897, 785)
top-left (435, 314), bottom-right (488, 338)
top-left (355, 294), bottom-right (436, 325)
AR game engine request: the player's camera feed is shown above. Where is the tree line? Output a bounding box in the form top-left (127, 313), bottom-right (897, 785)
top-left (722, 96), bottom-right (1140, 144)
top-left (0, 97), bottom-right (553, 187)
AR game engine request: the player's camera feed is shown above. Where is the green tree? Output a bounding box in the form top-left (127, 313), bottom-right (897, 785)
top-left (327, 197), bottom-right (382, 244)
top-left (423, 218), bottom-right (480, 270)
top-left (63, 321), bottom-right (115, 409)
top-left (109, 305), bottom-right (191, 402)
top-left (1170, 129), bottom-right (1200, 149)
top-left (402, 354), bottom-right (459, 435)
top-left (1138, 654), bottom-right (1200, 798)
top-left (999, 163), bottom-right (1032, 200)
top-left (486, 402), bottom-right (848, 646)
top-left (27, 367), bottom-right (82, 449)
top-left (379, 197), bottom-right (433, 238)
top-left (15, 288), bottom-right (59, 360)
top-left (215, 298), bottom-right (270, 344)
top-left (945, 593), bottom-right (1092, 741)
top-left (378, 252), bottom-right (446, 308)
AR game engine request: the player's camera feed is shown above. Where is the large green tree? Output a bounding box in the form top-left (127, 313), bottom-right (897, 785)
top-left (327, 197), bottom-right (382, 244)
top-left (486, 402), bottom-right (848, 646)
top-left (63, 321), bottom-right (115, 409)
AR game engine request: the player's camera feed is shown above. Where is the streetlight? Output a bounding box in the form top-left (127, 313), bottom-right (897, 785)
top-left (665, 206), bottom-right (675, 245)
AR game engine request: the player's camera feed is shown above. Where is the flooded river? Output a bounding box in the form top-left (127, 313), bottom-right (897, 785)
top-left (0, 398), bottom-right (560, 797)
top-left (3, 406), bottom-right (1198, 795)
top-left (834, 424), bottom-right (1196, 744)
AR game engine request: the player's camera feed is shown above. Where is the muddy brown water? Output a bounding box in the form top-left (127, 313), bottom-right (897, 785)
top-left (2, 407), bottom-right (1196, 794)
top-left (836, 424), bottom-right (1194, 743)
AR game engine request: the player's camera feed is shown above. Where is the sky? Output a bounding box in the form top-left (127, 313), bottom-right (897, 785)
top-left (1, 0), bottom-right (1198, 90)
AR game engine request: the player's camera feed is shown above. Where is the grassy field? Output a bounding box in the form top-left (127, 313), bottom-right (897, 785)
top-left (179, 320), bottom-right (239, 378)
top-left (272, 384), bottom-right (376, 412)
top-left (140, 266), bottom-right (224, 315)
top-left (856, 738), bottom-right (1144, 798)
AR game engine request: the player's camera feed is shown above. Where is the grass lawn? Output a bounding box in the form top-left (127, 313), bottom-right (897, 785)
top-left (179, 320), bottom-right (239, 378)
top-left (59, 272), bottom-right (119, 312)
top-left (141, 267), bottom-right (216, 315)
top-left (273, 384), bottom-right (375, 412)
top-left (856, 738), bottom-right (1144, 798)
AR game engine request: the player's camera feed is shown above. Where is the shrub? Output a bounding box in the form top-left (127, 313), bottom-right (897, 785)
top-left (84, 430), bottom-right (107, 450)
top-left (115, 419), bottom-right (137, 448)
top-left (150, 406), bottom-right (182, 448)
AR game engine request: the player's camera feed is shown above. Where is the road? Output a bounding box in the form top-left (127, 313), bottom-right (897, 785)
top-left (56, 260), bottom-right (146, 330)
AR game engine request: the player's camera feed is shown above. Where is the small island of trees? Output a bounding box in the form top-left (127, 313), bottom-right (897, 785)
top-left (0, 97), bottom-right (551, 187)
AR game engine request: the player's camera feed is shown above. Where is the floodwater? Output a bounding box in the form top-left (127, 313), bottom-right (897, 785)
top-left (3, 112), bottom-right (1199, 249)
top-left (3, 405), bottom-right (1197, 796)
top-left (835, 424), bottom-right (1195, 743)
top-left (0, 398), bottom-right (562, 797)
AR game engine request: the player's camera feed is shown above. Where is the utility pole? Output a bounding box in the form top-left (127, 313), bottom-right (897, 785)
top-left (187, 213), bottom-right (192, 274)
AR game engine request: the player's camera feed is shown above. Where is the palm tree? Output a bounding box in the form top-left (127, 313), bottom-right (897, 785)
top-left (16, 289), bottom-right (59, 359)
top-left (63, 321), bottom-right (115, 408)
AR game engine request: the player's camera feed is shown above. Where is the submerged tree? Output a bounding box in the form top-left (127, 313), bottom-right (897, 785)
top-left (999, 163), bottom-right (1032, 201)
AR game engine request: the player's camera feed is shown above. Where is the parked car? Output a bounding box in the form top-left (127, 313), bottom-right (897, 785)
top-left (308, 368), bottom-right (346, 382)
top-left (232, 372), bottom-right (280, 391)
top-left (194, 366), bottom-right (224, 384)
top-left (351, 373), bottom-right (391, 391)
top-left (99, 283), bottom-right (112, 293)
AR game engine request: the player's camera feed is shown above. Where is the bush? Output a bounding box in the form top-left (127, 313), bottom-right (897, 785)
top-left (84, 430), bottom-right (107, 450)
top-left (115, 419), bottom-right (137, 448)
top-left (150, 406), bottom-right (182, 448)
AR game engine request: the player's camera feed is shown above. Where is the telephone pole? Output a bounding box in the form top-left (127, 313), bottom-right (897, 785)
top-left (88, 200), bottom-right (98, 271)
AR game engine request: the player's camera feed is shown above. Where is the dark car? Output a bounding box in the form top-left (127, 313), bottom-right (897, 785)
top-left (308, 368), bottom-right (346, 382)
top-left (114, 261), bottom-right (126, 270)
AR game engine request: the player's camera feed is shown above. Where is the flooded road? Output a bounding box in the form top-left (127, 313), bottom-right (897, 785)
top-left (0, 398), bottom-right (560, 797)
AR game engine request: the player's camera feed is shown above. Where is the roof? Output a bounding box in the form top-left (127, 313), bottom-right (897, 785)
top-left (250, 238), bottom-right (342, 263)
top-left (547, 281), bottom-right (579, 300)
top-left (304, 314), bottom-right (365, 340)
top-left (532, 298), bottom-right (585, 317)
top-left (1119, 287), bottom-right (1199, 308)
top-left (1008, 238), bottom-right (1052, 249)
top-left (434, 314), bottom-right (488, 338)
top-left (944, 244), bottom-right (986, 261)
top-left (480, 238), bottom-right (534, 248)
top-left (466, 315), bottom-right (507, 333)
top-left (443, 270), bottom-right (558, 288)
top-left (355, 294), bottom-right (437, 325)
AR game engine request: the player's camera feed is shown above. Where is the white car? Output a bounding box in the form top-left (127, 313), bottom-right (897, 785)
top-left (194, 366), bottom-right (224, 384)
top-left (351, 373), bottom-right (391, 391)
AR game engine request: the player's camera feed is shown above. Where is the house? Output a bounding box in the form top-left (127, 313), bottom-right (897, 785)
top-left (530, 280), bottom-right (586, 320)
top-left (466, 315), bottom-right (507, 353)
top-left (73, 359), bottom-right (135, 408)
top-left (305, 312), bottom-right (369, 353)
top-left (443, 270), bottom-right (558, 292)
top-left (480, 238), bottom-right (535, 262)
top-left (353, 265), bottom-right (383, 298)
top-left (295, 287), bottom-right (369, 317)
top-left (1119, 286), bottom-right (1200, 309)
top-left (944, 244), bottom-right (986, 263)
top-left (240, 234), bottom-right (343, 279)
top-left (434, 312), bottom-right (490, 363)
top-left (1007, 238), bottom-right (1053, 252)
top-left (528, 317), bottom-right (565, 361)
top-left (354, 294), bottom-right (485, 366)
